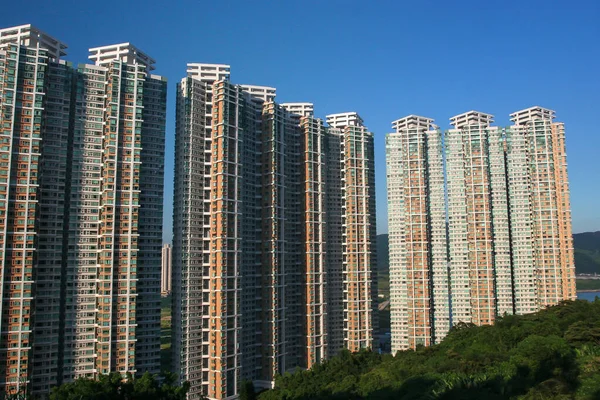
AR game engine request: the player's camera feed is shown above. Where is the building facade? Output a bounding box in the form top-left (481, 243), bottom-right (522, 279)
top-left (386, 116), bottom-right (448, 353)
top-left (506, 107), bottom-right (576, 310)
top-left (0, 24), bottom-right (166, 395)
top-left (172, 64), bottom-right (232, 400)
top-left (323, 112), bottom-right (377, 355)
top-left (299, 115), bottom-right (327, 368)
top-left (386, 107), bottom-right (576, 351)
top-left (173, 68), bottom-right (377, 398)
top-left (339, 122), bottom-right (377, 352)
top-left (162, 244), bottom-right (172, 294)
top-left (446, 111), bottom-right (513, 325)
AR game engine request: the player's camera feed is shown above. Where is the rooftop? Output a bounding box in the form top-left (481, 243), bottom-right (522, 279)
top-left (392, 115), bottom-right (437, 131)
top-left (187, 63), bottom-right (231, 83)
top-left (449, 110), bottom-right (494, 128)
top-left (510, 106), bottom-right (556, 125)
top-left (89, 42), bottom-right (155, 71)
top-left (326, 112), bottom-right (365, 128)
top-left (0, 24), bottom-right (67, 60)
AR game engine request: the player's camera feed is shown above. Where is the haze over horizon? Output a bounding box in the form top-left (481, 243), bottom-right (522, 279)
top-left (2, 0), bottom-right (598, 240)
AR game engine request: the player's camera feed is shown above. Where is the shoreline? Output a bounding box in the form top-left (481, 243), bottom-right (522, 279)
top-left (577, 289), bottom-right (600, 293)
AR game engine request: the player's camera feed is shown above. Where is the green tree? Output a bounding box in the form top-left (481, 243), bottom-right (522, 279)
top-left (239, 380), bottom-right (256, 400)
top-left (49, 372), bottom-right (190, 400)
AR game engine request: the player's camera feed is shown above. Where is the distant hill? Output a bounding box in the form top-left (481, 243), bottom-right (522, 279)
top-left (376, 234), bottom-right (389, 298)
top-left (375, 232), bottom-right (599, 276)
top-left (376, 234), bottom-right (389, 274)
top-left (574, 231), bottom-right (600, 274)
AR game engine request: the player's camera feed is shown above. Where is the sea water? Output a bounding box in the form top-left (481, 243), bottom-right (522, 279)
top-left (577, 291), bottom-right (600, 302)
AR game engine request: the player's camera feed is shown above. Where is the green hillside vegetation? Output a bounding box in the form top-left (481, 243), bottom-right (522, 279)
top-left (161, 295), bottom-right (172, 372)
top-left (576, 279), bottom-right (600, 291)
top-left (574, 231), bottom-right (600, 275)
top-left (376, 234), bottom-right (389, 299)
top-left (376, 234), bottom-right (389, 275)
top-left (258, 300), bottom-right (600, 400)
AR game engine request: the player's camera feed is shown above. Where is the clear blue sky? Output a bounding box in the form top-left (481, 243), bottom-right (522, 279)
top-left (2, 0), bottom-right (599, 242)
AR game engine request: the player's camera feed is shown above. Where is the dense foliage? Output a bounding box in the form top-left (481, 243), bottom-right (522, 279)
top-left (49, 372), bottom-right (190, 400)
top-left (240, 380), bottom-right (257, 400)
top-left (259, 300), bottom-right (600, 400)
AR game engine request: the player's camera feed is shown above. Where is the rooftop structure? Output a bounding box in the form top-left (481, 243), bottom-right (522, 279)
top-left (391, 115), bottom-right (437, 131)
top-left (0, 24), bottom-right (67, 60)
top-left (88, 42), bottom-right (156, 71)
top-left (326, 112), bottom-right (364, 128)
top-left (510, 106), bottom-right (556, 125)
top-left (281, 102), bottom-right (314, 117)
top-left (240, 84), bottom-right (276, 102)
top-left (449, 110), bottom-right (494, 128)
top-left (186, 62), bottom-right (231, 82)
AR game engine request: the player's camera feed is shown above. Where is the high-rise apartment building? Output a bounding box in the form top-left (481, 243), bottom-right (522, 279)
top-left (386, 116), bottom-right (448, 353)
top-left (259, 99), bottom-right (304, 387)
top-left (162, 244), bottom-right (172, 294)
top-left (506, 107), bottom-right (576, 310)
top-left (0, 24), bottom-right (166, 395)
top-left (387, 107), bottom-right (575, 351)
top-left (299, 115), bottom-right (327, 368)
top-left (446, 111), bottom-right (513, 325)
top-left (0, 26), bottom-right (53, 393)
top-left (324, 113), bottom-right (377, 354)
top-left (172, 63), bottom-right (232, 400)
top-left (173, 67), bottom-right (377, 398)
top-left (302, 111), bottom-right (378, 361)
